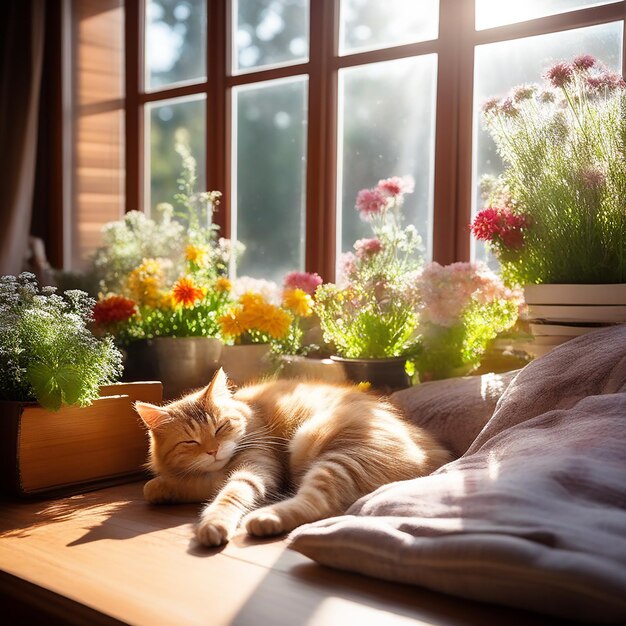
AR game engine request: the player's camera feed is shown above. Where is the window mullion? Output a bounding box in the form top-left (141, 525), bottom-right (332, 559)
top-left (305, 0), bottom-right (338, 280)
top-left (433, 0), bottom-right (475, 264)
top-left (207, 0), bottom-right (229, 237)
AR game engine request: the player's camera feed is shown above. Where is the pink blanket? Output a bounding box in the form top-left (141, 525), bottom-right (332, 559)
top-left (288, 326), bottom-right (626, 623)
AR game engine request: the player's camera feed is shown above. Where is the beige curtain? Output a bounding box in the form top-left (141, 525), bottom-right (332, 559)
top-left (0, 0), bottom-right (45, 276)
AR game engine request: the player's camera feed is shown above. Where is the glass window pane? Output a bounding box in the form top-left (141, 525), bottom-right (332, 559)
top-left (339, 0), bottom-right (439, 55)
top-left (476, 0), bottom-right (620, 31)
top-left (233, 0), bottom-right (309, 74)
top-left (233, 77), bottom-right (308, 281)
top-left (146, 96), bottom-right (206, 214)
top-left (472, 22), bottom-right (623, 263)
top-left (145, 0), bottom-right (207, 90)
top-left (338, 55), bottom-right (438, 261)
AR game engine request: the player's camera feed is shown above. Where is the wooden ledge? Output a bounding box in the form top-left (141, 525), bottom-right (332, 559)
top-left (0, 482), bottom-right (569, 626)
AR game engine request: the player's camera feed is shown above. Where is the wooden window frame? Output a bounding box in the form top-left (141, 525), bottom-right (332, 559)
top-left (122, 0), bottom-right (626, 281)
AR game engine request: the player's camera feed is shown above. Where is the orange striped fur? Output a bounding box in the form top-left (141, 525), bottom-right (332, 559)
top-left (135, 368), bottom-right (450, 547)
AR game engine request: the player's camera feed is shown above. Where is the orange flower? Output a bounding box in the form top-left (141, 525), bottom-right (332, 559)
top-left (185, 244), bottom-right (209, 266)
top-left (215, 277), bottom-right (232, 293)
top-left (282, 288), bottom-right (313, 318)
top-left (171, 277), bottom-right (204, 308)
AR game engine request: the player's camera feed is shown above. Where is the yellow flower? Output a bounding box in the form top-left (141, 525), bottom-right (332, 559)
top-left (215, 277), bottom-right (232, 293)
top-left (126, 258), bottom-right (165, 307)
top-left (282, 288), bottom-right (313, 318)
top-left (239, 291), bottom-right (265, 308)
top-left (219, 308), bottom-right (248, 338)
top-left (357, 381), bottom-right (372, 392)
top-left (259, 305), bottom-right (293, 339)
top-left (185, 244), bottom-right (209, 266)
top-left (171, 277), bottom-right (205, 308)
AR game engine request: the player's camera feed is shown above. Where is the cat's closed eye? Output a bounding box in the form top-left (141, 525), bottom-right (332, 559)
top-left (215, 423), bottom-right (227, 435)
top-left (181, 440), bottom-right (200, 446)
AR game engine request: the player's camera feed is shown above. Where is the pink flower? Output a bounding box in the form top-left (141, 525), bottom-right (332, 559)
top-left (283, 271), bottom-right (323, 296)
top-left (355, 187), bottom-right (388, 218)
top-left (499, 97), bottom-right (519, 117)
top-left (482, 96), bottom-right (499, 114)
top-left (377, 175), bottom-right (415, 197)
top-left (354, 237), bottom-right (383, 258)
top-left (512, 84), bottom-right (537, 102)
top-left (572, 54), bottom-right (596, 71)
top-left (586, 71), bottom-right (626, 93)
top-left (338, 252), bottom-right (357, 281)
top-left (538, 90), bottom-right (556, 104)
top-left (544, 62), bottom-right (574, 88)
top-left (580, 165), bottom-right (606, 189)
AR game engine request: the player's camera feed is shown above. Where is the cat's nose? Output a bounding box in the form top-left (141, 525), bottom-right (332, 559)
top-left (206, 448), bottom-right (218, 457)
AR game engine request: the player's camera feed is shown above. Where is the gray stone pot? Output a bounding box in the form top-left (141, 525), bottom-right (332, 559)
top-left (123, 337), bottom-right (223, 400)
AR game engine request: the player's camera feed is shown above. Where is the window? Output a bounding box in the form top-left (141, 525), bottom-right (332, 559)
top-left (68, 0), bottom-right (626, 280)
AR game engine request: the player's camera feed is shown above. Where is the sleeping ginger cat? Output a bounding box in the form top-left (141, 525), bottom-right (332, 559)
top-left (135, 368), bottom-right (450, 547)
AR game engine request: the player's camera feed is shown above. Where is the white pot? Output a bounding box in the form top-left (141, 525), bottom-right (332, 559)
top-left (523, 283), bottom-right (626, 358)
top-left (279, 355), bottom-right (347, 383)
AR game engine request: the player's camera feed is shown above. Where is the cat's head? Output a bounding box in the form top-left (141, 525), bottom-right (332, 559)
top-left (135, 368), bottom-right (249, 476)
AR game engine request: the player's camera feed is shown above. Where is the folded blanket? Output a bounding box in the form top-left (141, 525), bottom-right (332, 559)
top-left (288, 326), bottom-right (626, 623)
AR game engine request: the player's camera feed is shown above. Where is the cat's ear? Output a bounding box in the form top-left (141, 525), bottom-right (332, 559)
top-left (202, 367), bottom-right (232, 405)
top-left (135, 401), bottom-right (169, 430)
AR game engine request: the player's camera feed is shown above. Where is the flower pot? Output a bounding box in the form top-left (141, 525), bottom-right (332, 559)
top-left (220, 344), bottom-right (274, 387)
top-left (279, 355), bottom-right (347, 384)
top-left (123, 337), bottom-right (222, 399)
top-left (330, 356), bottom-right (412, 391)
top-left (0, 382), bottom-right (162, 498)
top-left (523, 284), bottom-right (626, 357)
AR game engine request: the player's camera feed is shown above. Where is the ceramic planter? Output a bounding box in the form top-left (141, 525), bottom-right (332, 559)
top-left (220, 344), bottom-right (274, 387)
top-left (123, 337), bottom-right (222, 399)
top-left (279, 355), bottom-right (347, 384)
top-left (0, 382), bottom-right (162, 498)
top-left (330, 356), bottom-right (412, 391)
top-left (523, 284), bottom-right (626, 357)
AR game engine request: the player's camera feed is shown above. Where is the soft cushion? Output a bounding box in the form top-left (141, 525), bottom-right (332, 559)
top-left (288, 326), bottom-right (626, 623)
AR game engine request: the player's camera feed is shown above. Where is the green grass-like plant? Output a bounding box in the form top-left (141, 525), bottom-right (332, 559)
top-left (474, 55), bottom-right (626, 285)
top-left (0, 273), bottom-right (123, 410)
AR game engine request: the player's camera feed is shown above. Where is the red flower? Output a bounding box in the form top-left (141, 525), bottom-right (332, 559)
top-left (471, 207), bottom-right (528, 251)
top-left (93, 296), bottom-right (137, 325)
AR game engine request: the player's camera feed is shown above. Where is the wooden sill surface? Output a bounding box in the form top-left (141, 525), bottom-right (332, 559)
top-left (0, 482), bottom-right (569, 626)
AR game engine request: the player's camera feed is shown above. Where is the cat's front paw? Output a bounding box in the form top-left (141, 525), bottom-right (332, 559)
top-left (195, 517), bottom-right (232, 547)
top-left (144, 477), bottom-right (178, 504)
top-left (243, 508), bottom-right (285, 537)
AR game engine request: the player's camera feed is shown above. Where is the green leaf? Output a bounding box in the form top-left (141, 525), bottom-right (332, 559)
top-left (54, 364), bottom-right (84, 406)
top-left (27, 361), bottom-right (63, 411)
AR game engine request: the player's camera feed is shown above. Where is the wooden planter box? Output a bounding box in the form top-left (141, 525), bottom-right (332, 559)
top-left (0, 381), bottom-right (162, 498)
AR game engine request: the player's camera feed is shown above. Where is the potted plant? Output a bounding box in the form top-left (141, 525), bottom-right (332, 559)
top-left (217, 287), bottom-right (294, 386)
top-left (274, 271), bottom-right (347, 383)
top-left (315, 176), bottom-right (423, 390)
top-left (94, 268), bottom-right (231, 399)
top-left (411, 262), bottom-right (522, 380)
top-left (0, 273), bottom-right (161, 497)
top-left (472, 54), bottom-right (626, 353)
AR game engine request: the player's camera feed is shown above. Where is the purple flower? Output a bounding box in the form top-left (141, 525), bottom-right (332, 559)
top-left (545, 62), bottom-right (574, 88)
top-left (572, 54), bottom-right (596, 71)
